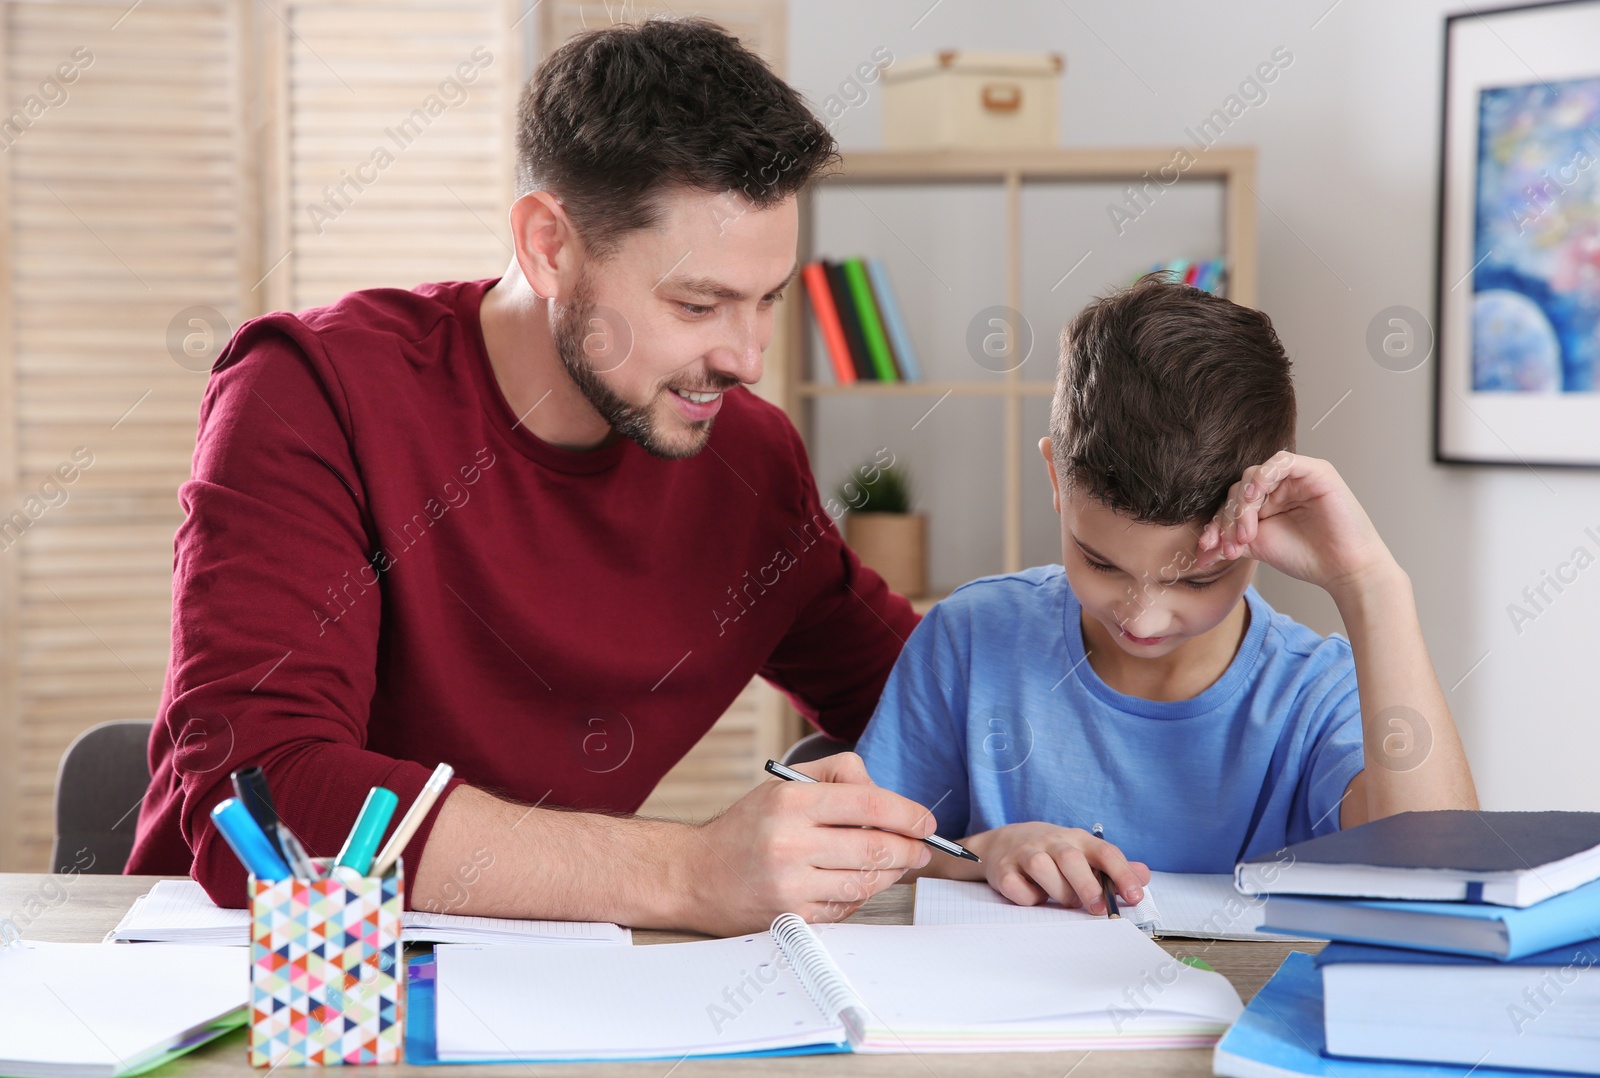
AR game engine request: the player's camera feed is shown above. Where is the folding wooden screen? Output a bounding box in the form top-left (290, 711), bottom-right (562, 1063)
top-left (0, 0), bottom-right (794, 870)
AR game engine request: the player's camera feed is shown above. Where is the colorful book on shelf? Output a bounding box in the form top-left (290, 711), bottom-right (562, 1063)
top-left (1141, 257), bottom-right (1226, 296)
top-left (865, 257), bottom-right (920, 381)
top-left (841, 258), bottom-right (899, 383)
top-left (800, 261), bottom-right (856, 385)
top-left (1314, 939), bottom-right (1600, 1074)
top-left (821, 260), bottom-right (875, 382)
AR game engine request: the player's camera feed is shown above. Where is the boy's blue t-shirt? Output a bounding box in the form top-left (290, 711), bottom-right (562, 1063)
top-left (855, 565), bottom-right (1366, 872)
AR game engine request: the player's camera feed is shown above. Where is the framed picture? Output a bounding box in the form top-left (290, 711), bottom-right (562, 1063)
top-left (1436, 0), bottom-right (1600, 466)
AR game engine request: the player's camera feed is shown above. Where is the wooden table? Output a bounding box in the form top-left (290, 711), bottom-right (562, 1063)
top-left (2, 874), bottom-right (1319, 1077)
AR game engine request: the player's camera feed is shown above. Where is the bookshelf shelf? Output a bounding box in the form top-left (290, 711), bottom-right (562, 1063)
top-left (774, 146), bottom-right (1257, 669)
top-left (796, 381), bottom-right (1055, 397)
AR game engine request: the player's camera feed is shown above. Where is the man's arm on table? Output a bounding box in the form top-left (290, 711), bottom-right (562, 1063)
top-left (414, 753), bottom-right (933, 936)
top-left (417, 429), bottom-right (931, 936)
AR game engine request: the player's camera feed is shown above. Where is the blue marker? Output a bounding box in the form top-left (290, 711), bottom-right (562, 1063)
top-left (211, 797), bottom-right (291, 881)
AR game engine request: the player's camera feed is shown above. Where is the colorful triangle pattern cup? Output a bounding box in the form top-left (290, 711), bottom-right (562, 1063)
top-left (248, 857), bottom-right (405, 1065)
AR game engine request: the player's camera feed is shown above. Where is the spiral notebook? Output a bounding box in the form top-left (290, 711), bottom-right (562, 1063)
top-left (914, 875), bottom-right (1321, 941)
top-left (429, 917), bottom-right (1244, 1061)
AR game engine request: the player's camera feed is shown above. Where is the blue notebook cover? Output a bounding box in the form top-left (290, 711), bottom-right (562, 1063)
top-left (1214, 952), bottom-right (1574, 1078)
top-left (1262, 875), bottom-right (1600, 959)
top-left (403, 955), bottom-right (846, 1065)
top-left (864, 258), bottom-right (920, 381)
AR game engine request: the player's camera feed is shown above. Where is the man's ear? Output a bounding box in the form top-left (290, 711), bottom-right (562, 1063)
top-left (1038, 437), bottom-right (1061, 515)
top-left (508, 190), bottom-right (578, 301)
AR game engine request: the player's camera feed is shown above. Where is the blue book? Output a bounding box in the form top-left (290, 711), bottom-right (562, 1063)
top-left (1315, 937), bottom-right (1600, 969)
top-left (1260, 874), bottom-right (1600, 960)
top-left (1214, 951), bottom-right (1591, 1078)
top-left (1313, 940), bottom-right (1600, 1074)
top-left (864, 258), bottom-right (920, 381)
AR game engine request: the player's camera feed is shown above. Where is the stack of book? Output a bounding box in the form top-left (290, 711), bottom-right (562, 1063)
top-left (801, 257), bottom-right (921, 384)
top-left (1216, 810), bottom-right (1600, 1077)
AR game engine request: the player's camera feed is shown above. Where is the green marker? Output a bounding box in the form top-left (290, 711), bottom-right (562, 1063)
top-left (335, 786), bottom-right (399, 876)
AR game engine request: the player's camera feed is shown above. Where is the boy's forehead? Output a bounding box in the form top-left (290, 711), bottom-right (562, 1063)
top-left (1063, 488), bottom-right (1204, 563)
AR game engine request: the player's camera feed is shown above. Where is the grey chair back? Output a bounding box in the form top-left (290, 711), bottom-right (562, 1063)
top-left (52, 719), bottom-right (154, 874)
top-left (781, 731), bottom-right (854, 766)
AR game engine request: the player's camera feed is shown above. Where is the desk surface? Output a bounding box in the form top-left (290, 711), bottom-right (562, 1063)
top-left (2, 873), bottom-right (1316, 1077)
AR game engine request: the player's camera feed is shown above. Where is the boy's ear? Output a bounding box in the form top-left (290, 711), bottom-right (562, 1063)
top-left (1038, 437), bottom-right (1061, 515)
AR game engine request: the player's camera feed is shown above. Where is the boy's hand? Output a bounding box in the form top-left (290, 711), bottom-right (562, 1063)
top-left (965, 822), bottom-right (1149, 912)
top-left (1196, 451), bottom-right (1395, 597)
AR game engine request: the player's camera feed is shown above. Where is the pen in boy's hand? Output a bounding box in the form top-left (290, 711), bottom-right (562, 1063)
top-left (1092, 822), bottom-right (1119, 918)
top-left (763, 759), bottom-right (981, 863)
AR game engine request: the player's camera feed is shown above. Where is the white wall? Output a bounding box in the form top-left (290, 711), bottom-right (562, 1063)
top-left (787, 0), bottom-right (1600, 812)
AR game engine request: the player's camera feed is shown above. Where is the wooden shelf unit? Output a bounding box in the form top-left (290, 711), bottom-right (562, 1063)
top-left (778, 146), bottom-right (1258, 575)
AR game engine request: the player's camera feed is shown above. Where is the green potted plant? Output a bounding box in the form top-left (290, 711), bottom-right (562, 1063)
top-left (838, 460), bottom-right (927, 599)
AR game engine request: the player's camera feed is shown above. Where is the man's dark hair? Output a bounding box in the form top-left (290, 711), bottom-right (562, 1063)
top-left (517, 17), bottom-right (838, 259)
top-left (1050, 273), bottom-right (1297, 526)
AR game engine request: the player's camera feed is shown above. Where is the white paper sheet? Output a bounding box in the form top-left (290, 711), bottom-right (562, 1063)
top-left (433, 934), bottom-right (843, 1060)
top-left (0, 940), bottom-right (246, 1077)
top-left (108, 879), bottom-right (632, 946)
top-left (913, 873), bottom-right (1321, 941)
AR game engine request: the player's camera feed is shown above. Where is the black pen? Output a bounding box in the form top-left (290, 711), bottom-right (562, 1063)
top-left (1092, 822), bottom-right (1119, 918)
top-left (763, 759), bottom-right (981, 863)
top-left (231, 766), bottom-right (288, 861)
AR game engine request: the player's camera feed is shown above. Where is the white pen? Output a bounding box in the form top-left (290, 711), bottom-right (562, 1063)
top-left (370, 762), bottom-right (453, 877)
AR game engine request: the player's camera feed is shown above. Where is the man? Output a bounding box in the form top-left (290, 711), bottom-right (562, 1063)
top-left (127, 18), bottom-right (932, 937)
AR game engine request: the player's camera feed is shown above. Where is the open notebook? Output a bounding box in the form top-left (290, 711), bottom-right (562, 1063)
top-left (107, 879), bottom-right (631, 946)
top-left (915, 874), bottom-right (1322, 941)
top-left (428, 917), bottom-right (1244, 1061)
top-left (0, 940), bottom-right (247, 1078)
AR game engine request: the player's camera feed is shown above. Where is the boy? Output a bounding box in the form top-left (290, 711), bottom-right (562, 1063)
top-left (855, 275), bottom-right (1478, 914)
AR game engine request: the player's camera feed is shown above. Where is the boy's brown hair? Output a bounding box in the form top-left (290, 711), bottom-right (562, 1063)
top-left (1050, 273), bottom-right (1296, 526)
top-left (517, 17), bottom-right (837, 260)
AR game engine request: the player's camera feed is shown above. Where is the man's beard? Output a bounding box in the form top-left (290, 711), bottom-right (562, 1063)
top-left (553, 273), bottom-right (727, 461)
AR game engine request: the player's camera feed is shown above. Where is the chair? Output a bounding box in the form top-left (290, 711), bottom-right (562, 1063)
top-left (781, 731), bottom-right (855, 766)
top-left (52, 720), bottom-right (154, 874)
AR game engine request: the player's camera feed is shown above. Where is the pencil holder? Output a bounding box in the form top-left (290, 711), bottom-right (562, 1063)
top-left (248, 857), bottom-right (405, 1066)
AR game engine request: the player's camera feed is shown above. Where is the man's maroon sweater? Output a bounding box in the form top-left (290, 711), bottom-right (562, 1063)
top-left (126, 278), bottom-right (918, 906)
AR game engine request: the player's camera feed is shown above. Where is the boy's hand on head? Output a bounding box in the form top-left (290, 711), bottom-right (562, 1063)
top-left (1196, 451), bottom-right (1397, 599)
top-left (966, 822), bottom-right (1149, 913)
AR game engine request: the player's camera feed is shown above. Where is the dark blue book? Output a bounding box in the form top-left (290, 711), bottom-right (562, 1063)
top-left (1236, 810), bottom-right (1600, 907)
top-left (1259, 875), bottom-right (1600, 959)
